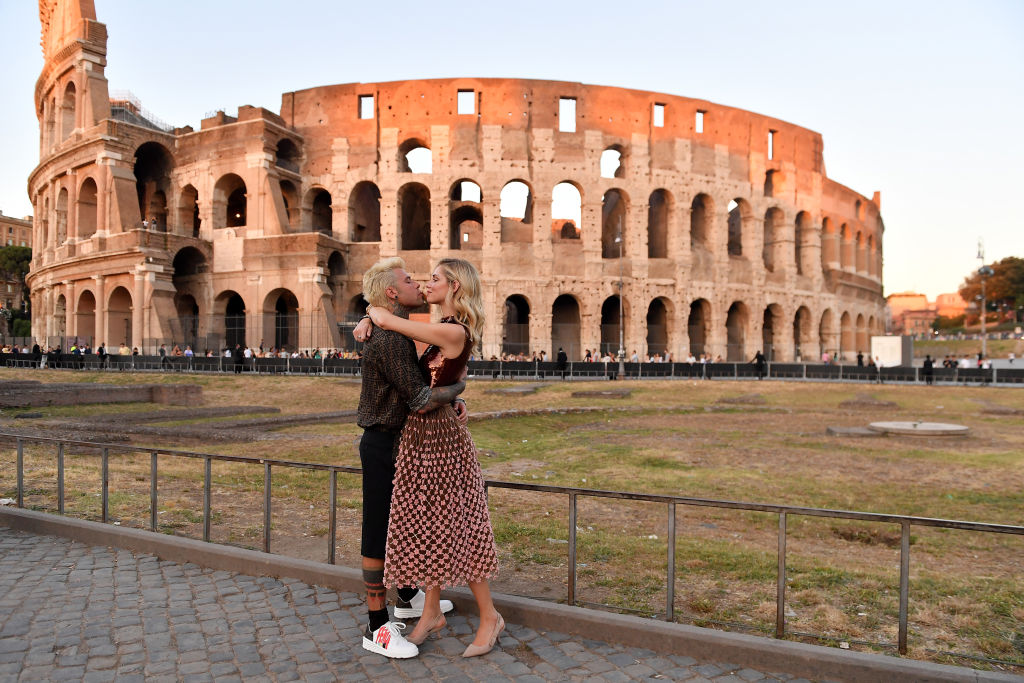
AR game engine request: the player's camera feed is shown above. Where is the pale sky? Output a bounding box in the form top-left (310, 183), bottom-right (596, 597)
top-left (1, 0), bottom-right (1021, 300)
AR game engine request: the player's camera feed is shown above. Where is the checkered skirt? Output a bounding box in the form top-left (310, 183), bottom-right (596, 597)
top-left (383, 404), bottom-right (499, 589)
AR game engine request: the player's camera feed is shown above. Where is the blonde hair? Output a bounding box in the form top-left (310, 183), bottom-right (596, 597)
top-left (362, 257), bottom-right (406, 308)
top-left (436, 258), bottom-right (484, 353)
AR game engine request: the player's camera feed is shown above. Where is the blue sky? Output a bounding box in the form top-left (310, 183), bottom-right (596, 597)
top-left (1, 0), bottom-right (1021, 299)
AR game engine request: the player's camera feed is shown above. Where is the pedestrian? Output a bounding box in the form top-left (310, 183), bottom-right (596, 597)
top-left (751, 349), bottom-right (767, 380)
top-left (923, 354), bottom-right (934, 385)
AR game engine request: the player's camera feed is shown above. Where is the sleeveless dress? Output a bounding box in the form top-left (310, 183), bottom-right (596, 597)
top-left (383, 319), bottom-right (499, 589)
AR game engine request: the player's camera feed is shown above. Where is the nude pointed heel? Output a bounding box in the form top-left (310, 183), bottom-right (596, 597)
top-left (407, 614), bottom-right (446, 645)
top-left (462, 613), bottom-right (504, 658)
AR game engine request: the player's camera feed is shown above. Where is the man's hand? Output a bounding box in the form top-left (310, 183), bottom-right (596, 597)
top-left (453, 399), bottom-right (468, 425)
top-left (353, 316), bottom-right (373, 342)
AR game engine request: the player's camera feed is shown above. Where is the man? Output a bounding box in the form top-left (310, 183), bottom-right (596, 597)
top-left (356, 257), bottom-right (463, 659)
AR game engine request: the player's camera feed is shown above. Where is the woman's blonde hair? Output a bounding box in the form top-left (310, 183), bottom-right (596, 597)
top-left (436, 258), bottom-right (484, 353)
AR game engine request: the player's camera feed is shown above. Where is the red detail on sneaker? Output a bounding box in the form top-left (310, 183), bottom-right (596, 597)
top-left (375, 626), bottom-right (392, 649)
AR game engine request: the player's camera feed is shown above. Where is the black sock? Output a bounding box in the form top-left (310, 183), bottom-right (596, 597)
top-left (397, 587), bottom-right (418, 603)
top-left (368, 608), bottom-right (389, 632)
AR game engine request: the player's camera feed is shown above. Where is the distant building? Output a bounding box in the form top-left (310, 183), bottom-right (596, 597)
top-left (886, 291), bottom-right (966, 336)
top-left (935, 292), bottom-right (967, 318)
top-left (0, 211), bottom-right (33, 311)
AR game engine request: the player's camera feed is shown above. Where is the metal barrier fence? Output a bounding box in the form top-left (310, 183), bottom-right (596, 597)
top-left (5, 352), bottom-right (1024, 385)
top-left (4, 432), bottom-right (1022, 657)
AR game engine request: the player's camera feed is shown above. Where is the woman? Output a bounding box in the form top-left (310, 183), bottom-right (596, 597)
top-left (365, 258), bottom-right (502, 657)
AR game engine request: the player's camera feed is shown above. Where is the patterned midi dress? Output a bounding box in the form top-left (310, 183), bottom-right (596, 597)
top-left (383, 320), bottom-right (499, 590)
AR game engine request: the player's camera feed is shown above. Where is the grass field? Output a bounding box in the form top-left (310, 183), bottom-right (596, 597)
top-left (0, 368), bottom-right (1021, 671)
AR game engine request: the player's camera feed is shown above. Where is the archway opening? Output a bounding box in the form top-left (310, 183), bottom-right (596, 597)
top-left (763, 304), bottom-right (782, 361)
top-left (551, 294), bottom-right (581, 360)
top-left (77, 178), bottom-right (98, 239)
top-left (310, 189), bottom-right (332, 234)
top-left (552, 182), bottom-right (582, 239)
top-left (727, 199), bottom-right (746, 256)
top-left (503, 295), bottom-right (530, 357)
top-left (647, 189), bottom-right (669, 258)
top-left (275, 138), bottom-right (301, 173)
top-left (764, 207), bottom-right (783, 272)
top-left (600, 296), bottom-right (624, 358)
top-left (794, 306), bottom-right (812, 362)
top-left (398, 183), bottom-right (431, 250)
top-left (179, 185), bottom-right (200, 237)
top-left (280, 180), bottom-right (300, 231)
top-left (107, 287), bottom-right (133, 348)
top-left (600, 146), bottom-right (624, 179)
top-left (266, 290), bottom-right (299, 352)
top-left (687, 299), bottom-right (710, 357)
top-left (690, 194), bottom-right (712, 250)
top-left (726, 301), bottom-right (748, 361)
top-left (399, 139), bottom-right (432, 173)
top-left (449, 180), bottom-right (482, 249)
top-left (646, 298), bottom-right (669, 358)
top-left (349, 181), bottom-right (381, 242)
top-left (134, 142), bottom-right (173, 229)
top-left (602, 190), bottom-right (627, 259)
top-left (76, 290), bottom-right (96, 344)
top-left (500, 180), bottom-right (533, 243)
top-left (214, 174), bottom-right (247, 229)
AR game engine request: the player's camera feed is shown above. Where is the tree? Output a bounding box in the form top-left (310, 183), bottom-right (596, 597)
top-left (0, 246), bottom-right (32, 294)
top-left (958, 256), bottom-right (1024, 313)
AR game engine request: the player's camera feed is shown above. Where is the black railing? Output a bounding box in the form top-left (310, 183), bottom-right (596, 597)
top-left (3, 433), bottom-right (1022, 658)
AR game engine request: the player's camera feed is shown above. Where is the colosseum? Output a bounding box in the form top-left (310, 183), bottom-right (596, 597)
top-left (27, 0), bottom-right (885, 362)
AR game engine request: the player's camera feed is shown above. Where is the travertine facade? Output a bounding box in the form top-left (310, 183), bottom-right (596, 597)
top-left (27, 0), bottom-right (885, 360)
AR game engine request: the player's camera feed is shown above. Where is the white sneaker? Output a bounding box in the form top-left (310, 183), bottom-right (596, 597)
top-left (362, 621), bottom-right (418, 659)
top-left (393, 590), bottom-right (455, 619)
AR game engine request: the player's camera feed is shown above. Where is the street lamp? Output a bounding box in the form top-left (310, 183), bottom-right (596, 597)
top-left (977, 239), bottom-right (994, 360)
top-left (615, 224), bottom-right (625, 380)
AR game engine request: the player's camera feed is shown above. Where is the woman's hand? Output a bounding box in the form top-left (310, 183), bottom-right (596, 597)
top-left (353, 316), bottom-right (373, 342)
top-left (367, 305), bottom-right (394, 328)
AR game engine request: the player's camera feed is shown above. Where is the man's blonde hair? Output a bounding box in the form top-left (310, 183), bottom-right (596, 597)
top-left (362, 257), bottom-right (406, 308)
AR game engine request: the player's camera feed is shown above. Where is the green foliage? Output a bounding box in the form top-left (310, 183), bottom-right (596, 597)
top-left (0, 246), bottom-right (31, 284)
top-left (12, 319), bottom-right (30, 337)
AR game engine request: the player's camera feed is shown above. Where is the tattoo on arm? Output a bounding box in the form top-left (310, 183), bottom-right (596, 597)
top-left (422, 379), bottom-right (466, 411)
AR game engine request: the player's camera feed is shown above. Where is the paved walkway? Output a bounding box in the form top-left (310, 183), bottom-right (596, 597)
top-left (0, 528), bottom-right (819, 683)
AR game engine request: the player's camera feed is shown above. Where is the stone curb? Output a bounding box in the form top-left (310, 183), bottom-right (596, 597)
top-left (0, 507), bottom-right (1017, 683)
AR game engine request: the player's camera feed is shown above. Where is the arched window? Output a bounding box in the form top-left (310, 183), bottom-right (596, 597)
top-left (552, 182), bottom-right (582, 240)
top-left (61, 82), bottom-right (76, 141)
top-left (764, 170), bottom-right (776, 197)
top-left (763, 208), bottom-right (783, 272)
top-left (310, 189), bottom-right (332, 234)
top-left (77, 290), bottom-right (96, 342)
top-left (600, 296), bottom-right (625, 358)
top-left (727, 199), bottom-right (750, 257)
top-left (77, 178), bottom-right (98, 239)
top-left (690, 194), bottom-right (712, 249)
top-left (601, 189), bottom-right (627, 259)
top-left (56, 188), bottom-right (68, 245)
top-left (821, 217), bottom-right (836, 270)
top-left (134, 142), bottom-right (173, 228)
top-left (217, 291), bottom-right (247, 349)
top-left (349, 181), bottom-right (381, 242)
top-left (726, 302), bottom-right (748, 361)
top-left (107, 287), bottom-right (133, 347)
top-left (793, 306), bottom-right (812, 361)
top-left (762, 304), bottom-right (782, 361)
top-left (551, 294), bottom-right (581, 360)
top-left (275, 138), bottom-right (301, 173)
top-left (179, 185), bottom-right (200, 237)
top-left (839, 224), bottom-right (851, 269)
top-left (450, 180), bottom-right (482, 249)
top-left (503, 295), bottom-right (530, 356)
top-left (688, 299), bottom-right (710, 357)
top-left (398, 183), bottom-right (431, 250)
top-left (647, 189), bottom-right (670, 259)
top-left (500, 180), bottom-right (533, 243)
top-left (600, 146), bottom-right (624, 179)
top-left (399, 139), bottom-right (432, 173)
top-left (795, 211), bottom-right (810, 275)
top-left (646, 298), bottom-right (670, 357)
top-left (214, 174), bottom-right (247, 229)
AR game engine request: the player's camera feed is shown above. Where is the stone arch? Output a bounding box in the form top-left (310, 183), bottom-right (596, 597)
top-left (763, 207), bottom-right (783, 272)
top-left (215, 290), bottom-right (246, 349)
top-left (56, 188), bottom-right (68, 245)
top-left (727, 198), bottom-right (751, 257)
top-left (795, 211), bottom-right (811, 275)
top-left (600, 295), bottom-right (627, 358)
top-left (326, 251), bottom-right (345, 322)
top-left (600, 145), bottom-right (625, 179)
top-left (726, 301), bottom-right (748, 361)
top-left (107, 286), bottom-right (133, 347)
top-left (264, 289), bottom-right (299, 351)
top-left (840, 311), bottom-right (854, 360)
top-left (502, 294), bottom-right (530, 356)
top-left (855, 313), bottom-right (868, 356)
top-left (840, 223), bottom-right (852, 269)
top-left (398, 182), bottom-right (431, 250)
top-left (349, 181), bottom-right (381, 242)
top-left (54, 294), bottom-right (67, 339)
top-left (819, 308), bottom-right (836, 360)
top-left (172, 246), bottom-right (206, 278)
top-left (179, 185), bottom-right (200, 237)
top-left (134, 141), bottom-right (173, 228)
top-left (61, 81), bottom-right (76, 141)
top-left (687, 298), bottom-right (710, 357)
top-left (552, 181), bottom-right (582, 239)
top-left (275, 138), bottom-right (301, 173)
top-left (309, 187), bottom-right (332, 234)
top-left (500, 180), bottom-right (533, 243)
top-left (449, 180), bottom-right (483, 249)
top-left (690, 193), bottom-right (713, 250)
top-left (348, 293), bottom-right (369, 319)
top-left (77, 177), bottom-right (98, 239)
top-left (398, 138), bottom-right (431, 173)
top-left (279, 180), bottom-right (300, 231)
top-left (793, 305), bottom-right (813, 362)
top-left (646, 297), bottom-right (671, 357)
top-left (214, 174), bottom-right (247, 229)
top-left (647, 189), bottom-right (671, 258)
top-left (76, 289), bottom-right (96, 344)
top-left (821, 217), bottom-right (836, 269)
top-left (174, 293), bottom-right (200, 348)
top-left (762, 303), bottom-right (783, 360)
top-left (764, 169), bottom-right (777, 197)
top-left (601, 189), bottom-right (628, 258)
top-left (551, 294), bottom-right (581, 360)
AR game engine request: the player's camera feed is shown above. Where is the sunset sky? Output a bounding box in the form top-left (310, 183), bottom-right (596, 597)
top-left (1, 0), bottom-right (1020, 300)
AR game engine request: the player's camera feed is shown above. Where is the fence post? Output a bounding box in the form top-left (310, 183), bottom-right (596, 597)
top-left (150, 451), bottom-right (158, 531)
top-left (263, 461), bottom-right (272, 553)
top-left (328, 470), bottom-right (338, 565)
top-left (899, 520), bottom-right (910, 654)
top-left (16, 439), bottom-right (23, 508)
top-left (568, 492), bottom-right (577, 607)
top-left (203, 456), bottom-right (212, 542)
top-left (776, 512), bottom-right (787, 639)
top-left (101, 447), bottom-right (109, 524)
top-left (666, 503), bottom-right (676, 621)
top-left (57, 443), bottom-right (64, 514)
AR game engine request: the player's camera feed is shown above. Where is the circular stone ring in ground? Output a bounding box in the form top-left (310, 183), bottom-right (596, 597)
top-left (868, 422), bottom-right (969, 436)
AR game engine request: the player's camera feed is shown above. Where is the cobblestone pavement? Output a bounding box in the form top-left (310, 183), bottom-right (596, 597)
top-left (0, 528), bottom-right (819, 682)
